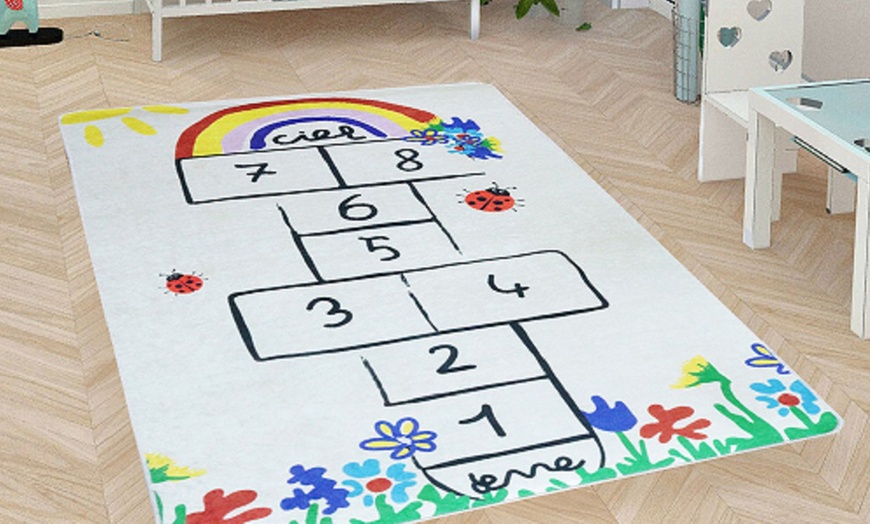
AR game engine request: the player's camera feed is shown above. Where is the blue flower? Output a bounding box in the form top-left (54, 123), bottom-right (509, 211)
top-left (440, 117), bottom-right (483, 135)
top-left (280, 464), bottom-right (350, 515)
top-left (342, 459), bottom-right (416, 507)
top-left (750, 379), bottom-right (821, 417)
top-left (581, 395), bottom-right (638, 432)
top-left (359, 417), bottom-right (437, 460)
top-left (414, 116), bottom-right (502, 160)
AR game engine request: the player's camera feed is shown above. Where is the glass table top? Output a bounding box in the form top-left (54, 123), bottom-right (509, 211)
top-left (757, 79), bottom-right (870, 155)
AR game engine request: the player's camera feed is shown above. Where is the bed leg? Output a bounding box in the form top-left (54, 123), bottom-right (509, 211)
top-left (151, 1), bottom-right (163, 62)
top-left (470, 0), bottom-right (480, 40)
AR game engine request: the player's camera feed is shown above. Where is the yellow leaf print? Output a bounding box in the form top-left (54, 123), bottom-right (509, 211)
top-left (121, 117), bottom-right (157, 136)
top-left (143, 105), bottom-right (190, 115)
top-left (61, 108), bottom-right (132, 125)
top-left (84, 125), bottom-right (104, 147)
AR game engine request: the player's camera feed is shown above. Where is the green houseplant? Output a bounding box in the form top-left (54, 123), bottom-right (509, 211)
top-left (515, 0), bottom-right (560, 18)
top-left (486, 0), bottom-right (590, 30)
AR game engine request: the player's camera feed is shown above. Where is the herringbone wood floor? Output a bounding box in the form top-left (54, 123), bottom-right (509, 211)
top-left (0, 1), bottom-right (867, 522)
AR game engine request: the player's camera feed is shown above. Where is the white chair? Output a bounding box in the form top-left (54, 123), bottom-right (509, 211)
top-left (697, 0), bottom-right (855, 215)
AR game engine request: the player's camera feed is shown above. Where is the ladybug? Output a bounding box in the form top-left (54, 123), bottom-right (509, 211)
top-left (162, 270), bottom-right (204, 295)
top-left (462, 182), bottom-right (518, 212)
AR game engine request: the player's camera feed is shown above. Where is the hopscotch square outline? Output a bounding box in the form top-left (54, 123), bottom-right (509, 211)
top-left (228, 250), bottom-right (609, 362)
top-left (176, 137), bottom-right (487, 205)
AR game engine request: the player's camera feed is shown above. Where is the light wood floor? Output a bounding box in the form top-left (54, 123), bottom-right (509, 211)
top-left (1, 1), bottom-right (867, 522)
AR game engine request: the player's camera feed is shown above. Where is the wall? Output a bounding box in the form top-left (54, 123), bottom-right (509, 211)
top-left (37, 0), bottom-right (870, 81)
top-left (803, 0), bottom-right (870, 80)
top-left (600, 0), bottom-right (651, 8)
top-left (40, 0), bottom-right (136, 19)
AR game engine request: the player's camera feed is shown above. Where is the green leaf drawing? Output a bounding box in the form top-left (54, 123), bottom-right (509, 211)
top-left (416, 484), bottom-right (470, 515)
top-left (675, 435), bottom-right (718, 461)
top-left (784, 408), bottom-right (839, 440)
top-left (171, 504), bottom-right (186, 524)
top-left (470, 489), bottom-right (509, 508)
top-left (290, 502), bottom-right (334, 524)
top-left (614, 432), bottom-right (675, 475)
top-left (350, 494), bottom-right (422, 524)
top-left (575, 465), bottom-right (617, 485)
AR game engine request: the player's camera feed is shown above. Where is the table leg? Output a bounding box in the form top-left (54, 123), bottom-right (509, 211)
top-left (743, 109), bottom-right (776, 249)
top-left (851, 179), bottom-right (870, 338)
top-left (827, 166), bottom-right (857, 214)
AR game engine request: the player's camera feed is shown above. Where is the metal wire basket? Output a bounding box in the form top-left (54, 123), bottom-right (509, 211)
top-left (673, 2), bottom-right (702, 104)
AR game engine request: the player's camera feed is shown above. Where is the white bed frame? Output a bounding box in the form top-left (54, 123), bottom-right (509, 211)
top-left (141, 0), bottom-right (481, 62)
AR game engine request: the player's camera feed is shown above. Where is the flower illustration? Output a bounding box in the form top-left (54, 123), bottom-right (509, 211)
top-left (342, 459), bottom-right (416, 507)
top-left (581, 395), bottom-right (638, 432)
top-left (145, 452), bottom-right (205, 484)
top-left (750, 379), bottom-right (821, 417)
top-left (186, 489), bottom-right (272, 523)
top-left (639, 404), bottom-right (711, 443)
top-left (405, 128), bottom-right (449, 146)
top-left (744, 343), bottom-right (791, 375)
top-left (405, 116), bottom-right (502, 160)
top-left (672, 356), bottom-right (727, 389)
top-left (359, 417), bottom-right (437, 459)
top-left (280, 464), bottom-right (350, 516)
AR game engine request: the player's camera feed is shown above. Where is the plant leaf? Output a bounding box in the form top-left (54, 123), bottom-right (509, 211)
top-left (540, 0), bottom-right (560, 16)
top-left (515, 0), bottom-right (535, 19)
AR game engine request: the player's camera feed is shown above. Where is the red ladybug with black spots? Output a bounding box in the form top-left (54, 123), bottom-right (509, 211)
top-left (461, 182), bottom-right (521, 212)
top-left (162, 270), bottom-right (204, 295)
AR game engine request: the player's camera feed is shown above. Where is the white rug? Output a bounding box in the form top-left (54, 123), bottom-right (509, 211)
top-left (61, 83), bottom-right (840, 523)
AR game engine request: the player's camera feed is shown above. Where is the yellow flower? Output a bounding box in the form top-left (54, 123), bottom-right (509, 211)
top-left (671, 355), bottom-right (722, 389)
top-left (145, 452), bottom-right (205, 483)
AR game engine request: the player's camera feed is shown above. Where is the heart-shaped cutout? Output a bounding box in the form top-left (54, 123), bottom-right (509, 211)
top-left (747, 0), bottom-right (773, 21)
top-left (768, 50), bottom-right (793, 72)
top-left (718, 26), bottom-right (742, 48)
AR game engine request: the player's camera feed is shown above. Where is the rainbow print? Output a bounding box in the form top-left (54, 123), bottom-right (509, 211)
top-left (175, 98), bottom-right (440, 159)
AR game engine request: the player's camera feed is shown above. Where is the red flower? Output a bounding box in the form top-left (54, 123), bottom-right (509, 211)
top-left (777, 393), bottom-right (800, 407)
top-left (186, 489), bottom-right (272, 524)
top-left (639, 404), bottom-right (711, 443)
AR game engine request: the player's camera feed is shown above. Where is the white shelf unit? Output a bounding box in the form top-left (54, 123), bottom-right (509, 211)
top-left (142, 0), bottom-right (480, 61)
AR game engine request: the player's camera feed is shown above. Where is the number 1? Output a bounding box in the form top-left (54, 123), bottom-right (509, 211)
top-left (458, 403), bottom-right (506, 437)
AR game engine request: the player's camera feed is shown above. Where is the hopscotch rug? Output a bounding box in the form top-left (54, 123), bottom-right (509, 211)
top-left (60, 83), bottom-right (840, 523)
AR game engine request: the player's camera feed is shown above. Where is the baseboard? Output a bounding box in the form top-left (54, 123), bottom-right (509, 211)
top-left (39, 1), bottom-right (136, 19)
top-left (616, 0), bottom-right (650, 8)
top-left (599, 0), bottom-right (650, 8)
top-left (648, 0), bottom-right (673, 17)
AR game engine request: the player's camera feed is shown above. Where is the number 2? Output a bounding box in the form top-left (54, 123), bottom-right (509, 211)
top-left (429, 344), bottom-right (477, 374)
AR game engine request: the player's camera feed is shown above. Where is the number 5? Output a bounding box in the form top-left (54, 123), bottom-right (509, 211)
top-left (359, 235), bottom-right (400, 261)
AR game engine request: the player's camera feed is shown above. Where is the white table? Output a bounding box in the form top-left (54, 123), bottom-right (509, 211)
top-left (744, 79), bottom-right (870, 338)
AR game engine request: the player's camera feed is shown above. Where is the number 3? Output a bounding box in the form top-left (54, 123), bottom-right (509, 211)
top-left (305, 296), bottom-right (353, 328)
